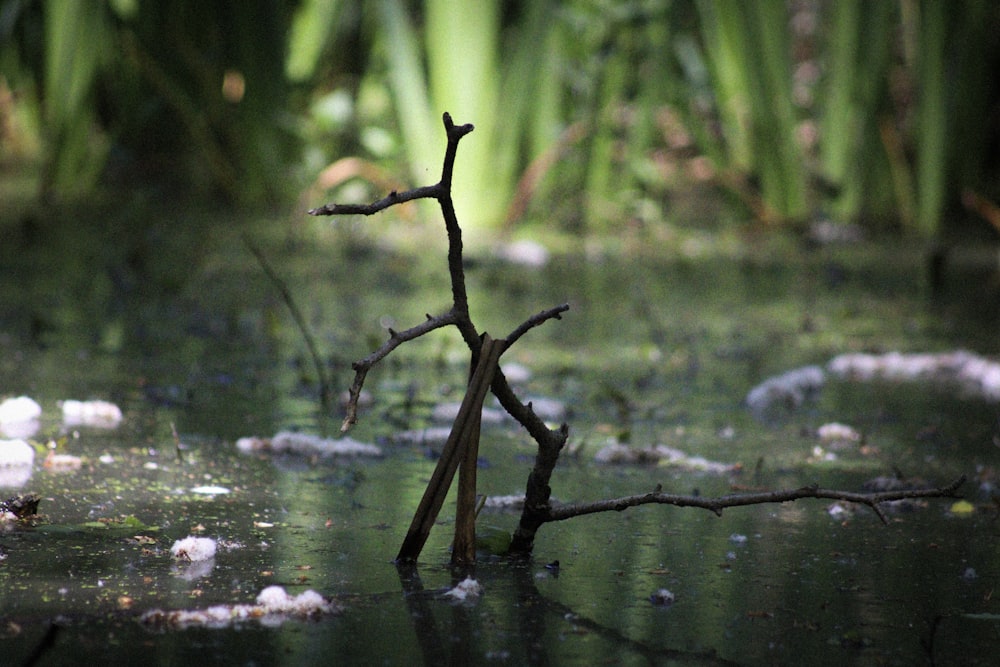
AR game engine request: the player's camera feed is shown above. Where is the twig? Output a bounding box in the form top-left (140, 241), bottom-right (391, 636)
top-left (244, 235), bottom-right (333, 410)
top-left (396, 334), bottom-right (506, 563)
top-left (307, 110), bottom-right (972, 565)
top-left (341, 309), bottom-right (460, 431)
top-left (308, 184), bottom-right (443, 216)
top-left (453, 335), bottom-right (507, 565)
top-left (543, 475), bottom-right (968, 525)
top-left (505, 303), bottom-right (570, 347)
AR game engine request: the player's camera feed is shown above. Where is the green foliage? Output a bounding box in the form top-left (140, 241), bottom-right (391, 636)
top-left (39, 1), bottom-right (116, 196)
top-left (2, 0), bottom-right (998, 239)
top-left (373, 0), bottom-right (559, 233)
top-left (694, 0), bottom-right (809, 222)
top-left (816, 0), bottom-right (894, 222)
top-left (4, 0), bottom-right (297, 205)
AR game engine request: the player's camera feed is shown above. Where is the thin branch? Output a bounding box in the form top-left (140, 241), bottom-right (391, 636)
top-left (437, 114), bottom-right (478, 350)
top-left (396, 334), bottom-right (506, 563)
top-left (453, 335), bottom-right (507, 565)
top-left (341, 309), bottom-right (460, 431)
top-left (504, 303), bottom-right (570, 347)
top-left (243, 235), bottom-right (332, 410)
top-left (543, 475), bottom-right (968, 526)
top-left (308, 184), bottom-right (443, 217)
top-left (308, 113), bottom-right (482, 431)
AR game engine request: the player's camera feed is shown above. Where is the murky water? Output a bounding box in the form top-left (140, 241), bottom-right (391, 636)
top-left (1, 212), bottom-right (998, 665)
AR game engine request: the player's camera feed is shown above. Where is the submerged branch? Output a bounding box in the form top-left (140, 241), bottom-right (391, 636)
top-left (543, 475), bottom-right (968, 526)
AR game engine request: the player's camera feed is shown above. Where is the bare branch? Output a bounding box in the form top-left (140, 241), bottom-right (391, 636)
top-left (504, 303), bottom-right (570, 347)
top-left (543, 475), bottom-right (968, 525)
top-left (307, 109), bottom-right (966, 564)
top-left (341, 309), bottom-right (460, 431)
top-left (310, 113), bottom-right (482, 434)
top-left (308, 184), bottom-right (443, 217)
top-left (396, 334), bottom-right (505, 563)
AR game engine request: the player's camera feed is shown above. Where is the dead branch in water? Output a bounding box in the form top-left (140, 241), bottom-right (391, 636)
top-left (542, 476), bottom-right (967, 526)
top-left (309, 112), bottom-right (967, 562)
top-left (311, 114), bottom-right (568, 562)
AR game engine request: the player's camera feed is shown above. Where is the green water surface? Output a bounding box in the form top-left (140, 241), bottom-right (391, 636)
top-left (1, 210), bottom-right (998, 665)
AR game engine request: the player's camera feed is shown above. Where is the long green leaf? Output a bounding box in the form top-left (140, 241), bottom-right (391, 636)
top-left (378, 0), bottom-right (438, 185)
top-left (915, 0), bottom-right (947, 237)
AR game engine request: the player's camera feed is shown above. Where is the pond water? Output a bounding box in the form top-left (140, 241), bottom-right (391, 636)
top-left (1, 210), bottom-right (999, 665)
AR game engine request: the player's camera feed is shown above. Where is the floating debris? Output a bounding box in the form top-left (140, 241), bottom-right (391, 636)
top-left (649, 589), bottom-right (675, 606)
top-left (0, 396), bottom-right (41, 424)
top-left (43, 452), bottom-right (83, 471)
top-left (170, 536), bottom-right (217, 562)
top-left (827, 502), bottom-right (854, 518)
top-left (0, 493), bottom-right (41, 520)
top-left (745, 366), bottom-right (825, 417)
top-left (594, 442), bottom-right (738, 474)
top-left (140, 585), bottom-right (338, 629)
top-left (728, 533), bottom-right (748, 545)
top-left (500, 362), bottom-right (532, 384)
top-left (236, 431), bottom-right (382, 457)
top-left (493, 239), bottom-right (550, 267)
top-left (525, 396), bottom-right (567, 422)
top-left (443, 576), bottom-right (482, 603)
top-left (0, 396), bottom-right (41, 438)
top-left (0, 438), bottom-right (35, 467)
top-left (190, 485), bottom-right (231, 495)
top-left (828, 350), bottom-right (1000, 401)
top-left (429, 397), bottom-right (564, 425)
top-left (431, 402), bottom-right (506, 424)
top-left (809, 445), bottom-right (837, 462)
top-left (0, 439), bottom-right (34, 488)
top-left (482, 494), bottom-right (526, 510)
top-left (61, 399), bottom-right (123, 428)
top-left (390, 427), bottom-right (453, 447)
top-left (593, 443), bottom-right (663, 465)
top-left (816, 422), bottom-right (861, 449)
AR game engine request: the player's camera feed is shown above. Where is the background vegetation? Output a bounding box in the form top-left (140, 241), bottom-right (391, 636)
top-left (2, 0), bottom-right (999, 241)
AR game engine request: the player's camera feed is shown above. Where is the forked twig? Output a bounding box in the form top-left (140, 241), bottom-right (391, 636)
top-left (311, 114), bottom-right (568, 561)
top-left (340, 309), bottom-right (461, 431)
